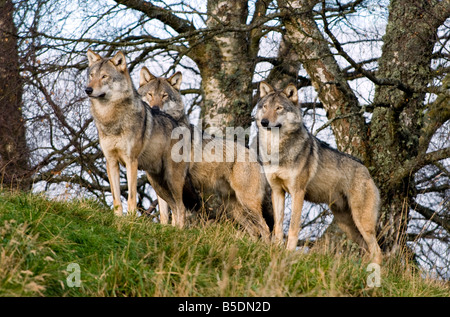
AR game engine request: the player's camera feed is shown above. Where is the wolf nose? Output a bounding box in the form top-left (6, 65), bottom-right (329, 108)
top-left (85, 87), bottom-right (93, 95)
top-left (261, 118), bottom-right (269, 127)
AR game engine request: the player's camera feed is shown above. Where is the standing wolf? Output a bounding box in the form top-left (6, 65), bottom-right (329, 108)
top-left (255, 81), bottom-right (382, 264)
top-left (138, 68), bottom-right (273, 240)
top-left (85, 49), bottom-right (199, 227)
top-left (137, 66), bottom-right (186, 224)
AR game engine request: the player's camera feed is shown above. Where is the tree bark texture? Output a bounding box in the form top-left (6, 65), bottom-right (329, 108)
top-left (0, 0), bottom-right (30, 190)
top-left (192, 0), bottom-right (271, 132)
top-left (370, 0), bottom-right (450, 252)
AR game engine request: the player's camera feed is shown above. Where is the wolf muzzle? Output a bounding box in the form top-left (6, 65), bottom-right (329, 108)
top-left (260, 118), bottom-right (269, 127)
top-left (260, 119), bottom-right (281, 129)
top-left (85, 87), bottom-right (106, 98)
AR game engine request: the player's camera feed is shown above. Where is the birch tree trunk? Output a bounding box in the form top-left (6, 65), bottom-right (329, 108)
top-left (193, 0), bottom-right (268, 132)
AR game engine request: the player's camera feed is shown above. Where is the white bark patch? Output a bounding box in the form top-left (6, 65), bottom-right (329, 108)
top-left (216, 36), bottom-right (234, 60)
top-left (208, 1), bottom-right (230, 24)
top-left (316, 67), bottom-right (328, 83)
top-left (203, 77), bottom-right (230, 129)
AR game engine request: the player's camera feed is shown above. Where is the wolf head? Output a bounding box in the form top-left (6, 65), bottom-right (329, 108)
top-left (85, 49), bottom-right (132, 102)
top-left (255, 81), bottom-right (303, 131)
top-left (137, 67), bottom-right (185, 120)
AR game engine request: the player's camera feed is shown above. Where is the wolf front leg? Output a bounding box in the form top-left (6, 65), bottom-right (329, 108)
top-left (125, 158), bottom-right (138, 216)
top-left (158, 196), bottom-right (170, 224)
top-left (271, 186), bottom-right (286, 245)
top-left (286, 189), bottom-right (305, 251)
top-left (175, 203), bottom-right (186, 229)
top-left (169, 197), bottom-right (185, 229)
top-left (106, 158), bottom-right (123, 216)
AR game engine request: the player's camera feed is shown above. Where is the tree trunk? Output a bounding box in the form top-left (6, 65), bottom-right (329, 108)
top-left (370, 0), bottom-right (448, 253)
top-left (280, 0), bottom-right (368, 160)
top-left (0, 0), bottom-right (30, 190)
top-left (193, 0), bottom-right (257, 133)
top-left (265, 33), bottom-right (303, 90)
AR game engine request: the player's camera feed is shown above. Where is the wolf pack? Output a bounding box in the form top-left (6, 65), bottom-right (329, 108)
top-left (85, 50), bottom-right (382, 264)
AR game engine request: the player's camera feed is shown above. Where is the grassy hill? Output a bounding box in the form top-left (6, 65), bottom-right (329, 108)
top-left (0, 190), bottom-right (448, 297)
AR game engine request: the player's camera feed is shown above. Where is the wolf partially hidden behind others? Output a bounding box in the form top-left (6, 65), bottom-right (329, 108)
top-left (255, 81), bottom-right (382, 264)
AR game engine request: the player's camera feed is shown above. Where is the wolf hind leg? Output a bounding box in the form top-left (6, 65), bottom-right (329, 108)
top-left (228, 197), bottom-right (270, 242)
top-left (331, 206), bottom-right (366, 249)
top-left (348, 181), bottom-right (382, 264)
top-left (230, 177), bottom-right (271, 242)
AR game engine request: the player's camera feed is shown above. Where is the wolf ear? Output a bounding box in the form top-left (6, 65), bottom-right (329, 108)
top-left (169, 71), bottom-right (182, 90)
top-left (283, 83), bottom-right (298, 104)
top-left (139, 67), bottom-right (157, 87)
top-left (259, 81), bottom-right (274, 98)
top-left (110, 51), bottom-right (127, 72)
top-left (87, 49), bottom-right (102, 66)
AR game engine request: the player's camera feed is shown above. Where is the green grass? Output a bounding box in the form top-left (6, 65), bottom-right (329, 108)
top-left (0, 190), bottom-right (448, 297)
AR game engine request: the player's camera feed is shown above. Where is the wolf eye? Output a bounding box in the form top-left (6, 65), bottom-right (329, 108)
top-left (162, 93), bottom-right (168, 99)
top-left (102, 74), bottom-right (108, 79)
top-left (276, 106), bottom-right (283, 111)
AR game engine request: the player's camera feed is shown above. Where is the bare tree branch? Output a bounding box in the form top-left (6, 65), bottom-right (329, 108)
top-left (320, 1), bottom-right (414, 94)
top-left (413, 201), bottom-right (450, 234)
top-left (113, 0), bottom-right (195, 35)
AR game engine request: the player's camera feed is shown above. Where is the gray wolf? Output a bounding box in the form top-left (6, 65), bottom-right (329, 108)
top-left (138, 66), bottom-right (188, 125)
top-left (137, 66), bottom-right (186, 224)
top-left (138, 68), bottom-right (273, 240)
top-left (255, 81), bottom-right (382, 264)
top-left (85, 49), bottom-right (199, 227)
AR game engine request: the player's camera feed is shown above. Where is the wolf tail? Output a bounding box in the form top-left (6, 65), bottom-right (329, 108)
top-left (262, 184), bottom-right (274, 232)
